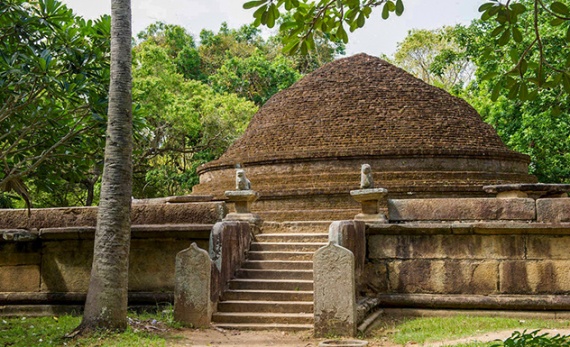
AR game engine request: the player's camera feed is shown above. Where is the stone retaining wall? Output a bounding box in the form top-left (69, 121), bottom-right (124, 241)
top-left (365, 197), bottom-right (570, 309)
top-left (0, 202), bottom-right (226, 315)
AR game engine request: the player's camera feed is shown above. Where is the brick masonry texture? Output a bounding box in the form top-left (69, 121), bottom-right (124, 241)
top-left (193, 54), bottom-right (536, 215)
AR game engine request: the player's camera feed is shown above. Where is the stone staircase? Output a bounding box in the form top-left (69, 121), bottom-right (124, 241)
top-left (212, 221), bottom-right (330, 330)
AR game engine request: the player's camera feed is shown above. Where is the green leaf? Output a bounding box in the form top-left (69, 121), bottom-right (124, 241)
top-left (266, 3), bottom-right (276, 28)
top-left (550, 18), bottom-right (566, 26)
top-left (510, 3), bottom-right (526, 14)
top-left (551, 2), bottom-right (570, 16)
top-left (498, 29), bottom-right (510, 46)
top-left (356, 12), bottom-right (365, 28)
top-left (382, 3), bottom-right (390, 19)
top-left (243, 0), bottom-right (267, 10)
top-left (491, 81), bottom-right (502, 101)
top-left (481, 71), bottom-right (499, 80)
top-left (337, 24), bottom-right (348, 43)
top-left (507, 82), bottom-right (520, 99)
top-left (282, 38), bottom-right (300, 54)
top-left (481, 9), bottom-right (493, 21)
top-left (253, 4), bottom-right (267, 20)
top-left (478, 2), bottom-right (494, 12)
top-left (491, 25), bottom-right (504, 37)
top-left (567, 26), bottom-right (570, 42)
top-left (395, 0), bottom-right (404, 16)
top-left (512, 27), bottom-right (522, 43)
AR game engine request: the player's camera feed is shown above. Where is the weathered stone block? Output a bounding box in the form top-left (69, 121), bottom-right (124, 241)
top-left (209, 221), bottom-right (251, 299)
top-left (525, 261), bottom-right (570, 293)
top-left (328, 221), bottom-right (366, 290)
top-left (527, 236), bottom-right (570, 260)
top-left (174, 243), bottom-right (213, 328)
top-left (129, 239), bottom-right (208, 292)
top-left (388, 260), bottom-right (498, 294)
top-left (388, 198), bottom-right (536, 221)
top-left (363, 262), bottom-right (388, 294)
top-left (0, 265), bottom-right (40, 292)
top-left (314, 242), bottom-right (356, 337)
top-left (40, 240), bottom-right (93, 292)
top-left (369, 234), bottom-right (523, 260)
top-left (0, 243), bottom-right (41, 266)
top-left (499, 261), bottom-right (532, 294)
top-left (536, 199), bottom-right (570, 223)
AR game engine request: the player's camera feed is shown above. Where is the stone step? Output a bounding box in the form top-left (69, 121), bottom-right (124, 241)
top-left (248, 251), bottom-right (314, 261)
top-left (229, 279), bottom-right (313, 291)
top-left (242, 260), bottom-right (313, 270)
top-left (212, 312), bottom-right (313, 325)
top-left (255, 233), bottom-right (329, 243)
top-left (221, 289), bottom-right (313, 302)
top-left (236, 269), bottom-right (313, 280)
top-left (250, 242), bottom-right (326, 252)
top-left (217, 300), bottom-right (313, 314)
top-left (212, 323), bottom-right (313, 331)
top-left (261, 221), bottom-right (332, 234)
top-left (258, 209), bottom-right (358, 222)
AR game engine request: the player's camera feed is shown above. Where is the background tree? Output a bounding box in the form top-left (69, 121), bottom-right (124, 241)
top-left (79, 0), bottom-right (133, 332)
top-left (0, 0), bottom-right (110, 208)
top-left (383, 1), bottom-right (569, 183)
top-left (456, 3), bottom-right (570, 183)
top-left (386, 27), bottom-right (475, 92)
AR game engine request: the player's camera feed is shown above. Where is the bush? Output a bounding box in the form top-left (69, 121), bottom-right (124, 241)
top-left (492, 329), bottom-right (570, 347)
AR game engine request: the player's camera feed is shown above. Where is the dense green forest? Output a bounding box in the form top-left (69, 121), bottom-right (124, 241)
top-left (0, 0), bottom-right (568, 208)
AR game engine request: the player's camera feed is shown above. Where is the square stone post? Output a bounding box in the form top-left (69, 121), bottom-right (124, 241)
top-left (350, 187), bottom-right (388, 224)
top-left (314, 242), bottom-right (356, 337)
top-left (223, 190), bottom-right (261, 230)
top-left (174, 243), bottom-right (214, 328)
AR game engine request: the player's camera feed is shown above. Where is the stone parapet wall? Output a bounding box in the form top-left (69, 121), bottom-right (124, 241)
top-left (366, 221), bottom-right (570, 308)
top-left (388, 198), bottom-right (570, 223)
top-left (0, 202), bottom-right (226, 314)
top-left (0, 201), bottom-right (226, 229)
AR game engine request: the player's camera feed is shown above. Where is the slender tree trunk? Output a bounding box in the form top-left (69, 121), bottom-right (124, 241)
top-left (79, 0), bottom-right (132, 332)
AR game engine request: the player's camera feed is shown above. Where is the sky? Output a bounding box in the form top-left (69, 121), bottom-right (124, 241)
top-left (60, 0), bottom-right (482, 56)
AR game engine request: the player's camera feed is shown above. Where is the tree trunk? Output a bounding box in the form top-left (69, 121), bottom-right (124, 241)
top-left (79, 0), bottom-right (132, 332)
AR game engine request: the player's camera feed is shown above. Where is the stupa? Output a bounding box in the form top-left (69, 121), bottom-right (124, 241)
top-left (192, 54), bottom-right (536, 220)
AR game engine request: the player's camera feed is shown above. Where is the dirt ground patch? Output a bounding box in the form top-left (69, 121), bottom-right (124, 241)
top-left (164, 327), bottom-right (570, 347)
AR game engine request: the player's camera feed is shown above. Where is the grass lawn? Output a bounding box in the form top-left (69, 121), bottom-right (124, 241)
top-left (0, 312), bottom-right (173, 347)
top-left (2, 312), bottom-right (570, 346)
top-left (366, 315), bottom-right (570, 346)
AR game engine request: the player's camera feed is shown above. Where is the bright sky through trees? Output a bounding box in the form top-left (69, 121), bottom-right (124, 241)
top-left (60, 0), bottom-right (480, 56)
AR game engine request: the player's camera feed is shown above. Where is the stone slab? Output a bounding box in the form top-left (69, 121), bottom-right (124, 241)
top-left (527, 235), bottom-right (570, 259)
top-left (40, 240), bottom-right (93, 292)
top-left (537, 199), bottom-right (570, 223)
top-left (500, 260), bottom-right (570, 294)
top-left (314, 242), bottom-right (356, 337)
top-left (387, 260), bottom-right (498, 295)
top-left (368, 234), bottom-right (524, 260)
top-left (388, 198), bottom-right (536, 221)
top-left (174, 243), bottom-right (213, 328)
top-left (0, 243), bottom-right (41, 266)
top-left (0, 265), bottom-right (40, 292)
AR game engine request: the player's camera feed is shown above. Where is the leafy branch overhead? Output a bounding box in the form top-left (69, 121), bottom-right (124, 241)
top-left (244, 0), bottom-right (570, 99)
top-left (243, 0), bottom-right (404, 54)
top-left (478, 0), bottom-right (570, 101)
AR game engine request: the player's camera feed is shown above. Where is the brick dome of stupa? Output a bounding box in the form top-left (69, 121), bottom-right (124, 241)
top-left (193, 53), bottom-right (536, 220)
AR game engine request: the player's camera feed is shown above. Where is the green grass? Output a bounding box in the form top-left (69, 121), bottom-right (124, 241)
top-left (367, 315), bottom-right (570, 346)
top-left (0, 313), bottom-right (173, 347)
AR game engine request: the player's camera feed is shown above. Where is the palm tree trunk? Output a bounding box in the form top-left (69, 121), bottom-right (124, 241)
top-left (80, 0), bottom-right (132, 332)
